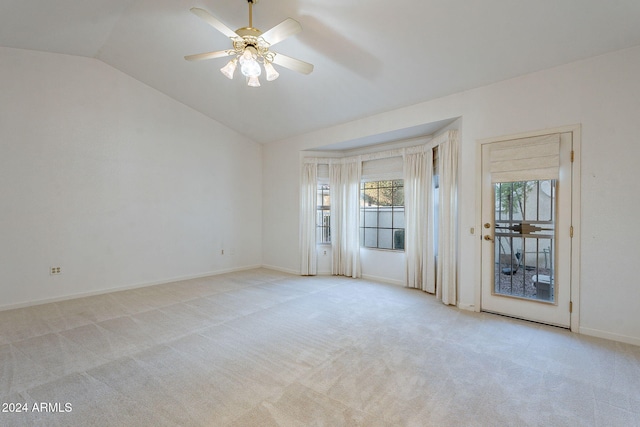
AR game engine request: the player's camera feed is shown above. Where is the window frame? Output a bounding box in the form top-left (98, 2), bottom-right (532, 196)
top-left (360, 179), bottom-right (405, 251)
top-left (316, 183), bottom-right (331, 244)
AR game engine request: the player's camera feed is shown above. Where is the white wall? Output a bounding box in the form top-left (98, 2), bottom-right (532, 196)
top-left (360, 249), bottom-right (405, 285)
top-left (262, 46), bottom-right (640, 345)
top-left (314, 246), bottom-right (404, 285)
top-left (0, 47), bottom-right (262, 309)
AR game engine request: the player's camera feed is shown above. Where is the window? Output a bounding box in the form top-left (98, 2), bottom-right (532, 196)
top-left (317, 183), bottom-right (331, 243)
top-left (360, 180), bottom-right (405, 250)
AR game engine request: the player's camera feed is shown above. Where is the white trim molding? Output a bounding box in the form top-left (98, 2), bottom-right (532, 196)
top-left (579, 327), bottom-right (640, 347)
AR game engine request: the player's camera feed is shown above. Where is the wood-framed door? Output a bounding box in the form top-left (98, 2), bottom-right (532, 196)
top-left (479, 128), bottom-right (579, 328)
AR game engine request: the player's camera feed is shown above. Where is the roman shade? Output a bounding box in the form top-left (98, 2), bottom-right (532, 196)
top-left (489, 133), bottom-right (560, 183)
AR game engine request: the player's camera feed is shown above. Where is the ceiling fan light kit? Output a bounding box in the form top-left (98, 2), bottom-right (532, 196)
top-left (185, 0), bottom-right (313, 88)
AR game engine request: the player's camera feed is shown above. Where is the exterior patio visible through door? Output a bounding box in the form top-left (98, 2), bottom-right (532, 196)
top-left (493, 179), bottom-right (556, 302)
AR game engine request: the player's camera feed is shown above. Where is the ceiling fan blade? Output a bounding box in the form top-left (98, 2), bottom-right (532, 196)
top-left (272, 53), bottom-right (314, 75)
top-left (190, 7), bottom-right (238, 39)
top-left (261, 18), bottom-right (302, 46)
top-left (184, 50), bottom-right (232, 62)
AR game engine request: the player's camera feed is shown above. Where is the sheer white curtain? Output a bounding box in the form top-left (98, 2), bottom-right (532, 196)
top-left (403, 149), bottom-right (435, 292)
top-left (436, 131), bottom-right (459, 305)
top-left (330, 158), bottom-right (362, 278)
top-left (299, 161), bottom-right (317, 275)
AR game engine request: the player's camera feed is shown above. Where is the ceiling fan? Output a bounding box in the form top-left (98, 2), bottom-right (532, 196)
top-left (185, 0), bottom-right (314, 87)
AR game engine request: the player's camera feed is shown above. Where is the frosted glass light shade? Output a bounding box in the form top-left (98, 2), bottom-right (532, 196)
top-left (264, 61), bottom-right (279, 81)
top-left (247, 76), bottom-right (261, 87)
top-left (239, 50), bottom-right (261, 78)
top-left (220, 59), bottom-right (237, 79)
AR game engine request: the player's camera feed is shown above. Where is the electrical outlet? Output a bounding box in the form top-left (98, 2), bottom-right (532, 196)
top-left (323, 250), bottom-right (327, 256)
top-left (50, 266), bottom-right (62, 275)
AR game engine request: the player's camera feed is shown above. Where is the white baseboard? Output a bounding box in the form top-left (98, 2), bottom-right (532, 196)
top-left (579, 326), bottom-right (640, 347)
top-left (361, 274), bottom-right (405, 287)
top-left (259, 265), bottom-right (405, 286)
top-left (0, 265), bottom-right (263, 313)
top-left (457, 303), bottom-right (478, 312)
top-left (260, 264), bottom-right (299, 275)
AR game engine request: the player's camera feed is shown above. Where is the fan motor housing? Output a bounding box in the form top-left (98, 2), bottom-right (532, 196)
top-left (236, 27), bottom-right (262, 37)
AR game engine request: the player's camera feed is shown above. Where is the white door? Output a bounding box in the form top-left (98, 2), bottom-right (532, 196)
top-left (480, 131), bottom-right (574, 327)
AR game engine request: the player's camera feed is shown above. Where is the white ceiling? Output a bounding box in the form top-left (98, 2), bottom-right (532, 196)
top-left (2, 0), bottom-right (640, 144)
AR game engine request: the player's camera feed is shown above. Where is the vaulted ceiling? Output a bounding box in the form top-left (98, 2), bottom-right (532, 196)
top-left (2, 0), bottom-right (640, 144)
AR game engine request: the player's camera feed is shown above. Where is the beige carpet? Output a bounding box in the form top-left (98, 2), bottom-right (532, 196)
top-left (0, 268), bottom-right (638, 426)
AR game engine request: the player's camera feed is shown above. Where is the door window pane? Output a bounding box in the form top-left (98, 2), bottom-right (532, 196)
top-left (493, 180), bottom-right (555, 302)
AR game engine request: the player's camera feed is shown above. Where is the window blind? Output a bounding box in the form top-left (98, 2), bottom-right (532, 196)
top-left (317, 163), bottom-right (329, 183)
top-left (361, 156), bottom-right (403, 181)
top-left (489, 133), bottom-right (560, 183)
